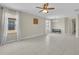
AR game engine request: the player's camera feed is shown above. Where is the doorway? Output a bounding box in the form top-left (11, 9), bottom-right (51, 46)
top-left (72, 19), bottom-right (76, 35)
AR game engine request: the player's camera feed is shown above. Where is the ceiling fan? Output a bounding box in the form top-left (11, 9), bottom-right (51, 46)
top-left (36, 3), bottom-right (55, 13)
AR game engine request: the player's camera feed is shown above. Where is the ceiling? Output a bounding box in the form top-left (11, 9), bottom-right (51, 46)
top-left (0, 3), bottom-right (79, 19)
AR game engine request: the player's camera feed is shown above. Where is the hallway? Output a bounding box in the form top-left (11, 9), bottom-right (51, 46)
top-left (0, 34), bottom-right (79, 55)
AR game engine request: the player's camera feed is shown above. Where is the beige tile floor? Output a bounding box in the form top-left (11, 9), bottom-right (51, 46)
top-left (0, 33), bottom-right (79, 55)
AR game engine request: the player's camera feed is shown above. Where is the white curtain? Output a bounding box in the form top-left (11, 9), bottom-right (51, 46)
top-left (1, 7), bottom-right (20, 44)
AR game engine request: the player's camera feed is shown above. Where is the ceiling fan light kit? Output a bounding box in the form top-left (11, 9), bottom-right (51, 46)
top-left (42, 10), bottom-right (48, 13)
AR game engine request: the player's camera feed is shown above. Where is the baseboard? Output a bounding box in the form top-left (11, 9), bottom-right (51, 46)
top-left (20, 33), bottom-right (45, 40)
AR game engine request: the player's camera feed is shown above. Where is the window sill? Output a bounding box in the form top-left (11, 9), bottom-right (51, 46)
top-left (8, 30), bottom-right (16, 33)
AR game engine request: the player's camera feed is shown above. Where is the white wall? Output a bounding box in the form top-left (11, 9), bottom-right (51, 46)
top-left (0, 7), bottom-right (2, 43)
top-left (19, 12), bottom-right (45, 39)
top-left (45, 20), bottom-right (51, 33)
top-left (76, 15), bottom-right (79, 37)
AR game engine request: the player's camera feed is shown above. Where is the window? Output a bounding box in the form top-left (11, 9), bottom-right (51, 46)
top-left (8, 18), bottom-right (16, 30)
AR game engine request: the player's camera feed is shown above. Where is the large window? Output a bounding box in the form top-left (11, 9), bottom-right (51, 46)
top-left (8, 18), bottom-right (16, 30)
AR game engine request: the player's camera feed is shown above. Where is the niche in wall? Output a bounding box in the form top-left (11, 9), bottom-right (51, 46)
top-left (33, 18), bottom-right (38, 24)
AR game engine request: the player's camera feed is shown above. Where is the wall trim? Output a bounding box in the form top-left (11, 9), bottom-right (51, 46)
top-left (20, 33), bottom-right (46, 40)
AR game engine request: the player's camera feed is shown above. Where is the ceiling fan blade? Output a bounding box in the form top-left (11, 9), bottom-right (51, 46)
top-left (39, 10), bottom-right (48, 13)
top-left (36, 7), bottom-right (43, 9)
top-left (39, 10), bottom-right (43, 12)
top-left (48, 8), bottom-right (55, 10)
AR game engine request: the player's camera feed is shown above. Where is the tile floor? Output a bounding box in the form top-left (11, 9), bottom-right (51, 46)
top-left (0, 33), bottom-right (79, 55)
